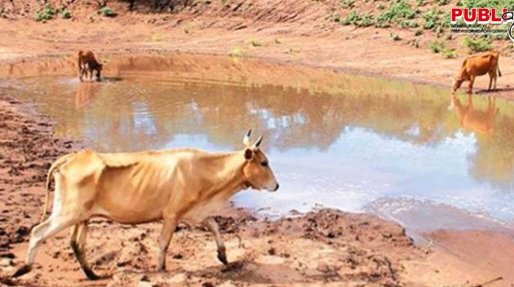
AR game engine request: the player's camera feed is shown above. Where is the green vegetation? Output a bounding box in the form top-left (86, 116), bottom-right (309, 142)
top-left (342, 11), bottom-right (360, 25)
top-left (99, 6), bottom-right (117, 17)
top-left (228, 46), bottom-right (246, 57)
top-left (407, 38), bottom-right (420, 48)
top-left (342, 11), bottom-right (376, 27)
top-left (429, 40), bottom-right (446, 53)
top-left (360, 13), bottom-right (375, 27)
top-left (429, 40), bottom-right (456, 58)
top-left (390, 33), bottom-right (402, 41)
top-left (464, 36), bottom-right (492, 53)
top-left (35, 4), bottom-right (55, 22)
top-left (250, 39), bottom-right (262, 47)
top-left (442, 48), bottom-right (457, 58)
top-left (61, 9), bottom-right (72, 19)
top-left (462, 0), bottom-right (514, 10)
top-left (376, 0), bottom-right (418, 27)
top-left (422, 8), bottom-right (439, 30)
top-left (340, 0), bottom-right (355, 9)
top-left (331, 13), bottom-right (341, 23)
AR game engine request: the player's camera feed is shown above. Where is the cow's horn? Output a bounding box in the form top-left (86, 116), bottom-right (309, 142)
top-left (254, 135), bottom-right (263, 148)
top-left (243, 130), bottom-right (252, 146)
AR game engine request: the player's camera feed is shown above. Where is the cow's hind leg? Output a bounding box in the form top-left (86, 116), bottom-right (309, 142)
top-left (12, 215), bottom-right (78, 278)
top-left (203, 217), bottom-right (228, 265)
top-left (158, 216), bottom-right (178, 271)
top-left (70, 222), bottom-right (99, 280)
top-left (488, 70), bottom-right (497, 91)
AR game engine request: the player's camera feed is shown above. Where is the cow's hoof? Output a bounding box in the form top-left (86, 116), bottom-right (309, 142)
top-left (12, 264), bottom-right (32, 278)
top-left (84, 269), bottom-right (101, 281)
top-left (217, 250), bottom-right (229, 265)
top-left (157, 266), bottom-right (167, 273)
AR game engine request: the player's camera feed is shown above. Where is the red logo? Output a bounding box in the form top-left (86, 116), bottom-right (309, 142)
top-left (451, 8), bottom-right (508, 24)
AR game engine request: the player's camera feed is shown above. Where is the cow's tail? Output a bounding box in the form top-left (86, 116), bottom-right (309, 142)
top-left (498, 65), bottom-right (502, 77)
top-left (39, 153), bottom-right (74, 223)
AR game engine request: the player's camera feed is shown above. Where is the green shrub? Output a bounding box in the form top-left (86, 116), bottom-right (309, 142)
top-left (400, 20), bottom-right (419, 28)
top-left (464, 36), bottom-right (492, 53)
top-left (442, 48), bottom-right (457, 58)
top-left (340, 0), bottom-right (355, 9)
top-left (341, 11), bottom-right (375, 27)
top-left (229, 46), bottom-right (246, 57)
top-left (429, 40), bottom-right (446, 53)
top-left (423, 8), bottom-right (439, 30)
top-left (359, 13), bottom-right (375, 27)
top-left (342, 11), bottom-right (360, 25)
top-left (390, 33), bottom-right (402, 41)
top-left (377, 0), bottom-right (417, 25)
top-left (429, 40), bottom-right (456, 58)
top-left (250, 39), bottom-right (261, 47)
top-left (331, 13), bottom-right (341, 23)
top-left (35, 4), bottom-right (54, 22)
top-left (99, 6), bottom-right (117, 17)
top-left (61, 9), bottom-right (71, 19)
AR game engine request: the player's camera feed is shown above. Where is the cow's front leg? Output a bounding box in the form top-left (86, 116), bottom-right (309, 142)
top-left (468, 76), bottom-right (475, 94)
top-left (203, 217), bottom-right (228, 265)
top-left (158, 216), bottom-right (177, 271)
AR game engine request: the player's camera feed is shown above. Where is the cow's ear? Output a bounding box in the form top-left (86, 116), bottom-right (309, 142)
top-left (244, 148), bottom-right (254, 160)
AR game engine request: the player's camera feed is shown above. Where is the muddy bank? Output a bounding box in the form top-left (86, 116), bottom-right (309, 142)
top-left (0, 94), bottom-right (78, 253)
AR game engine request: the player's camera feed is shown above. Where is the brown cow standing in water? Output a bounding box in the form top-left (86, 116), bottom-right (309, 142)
top-left (452, 51), bottom-right (502, 95)
top-left (452, 95), bottom-right (499, 135)
top-left (78, 50), bottom-right (103, 82)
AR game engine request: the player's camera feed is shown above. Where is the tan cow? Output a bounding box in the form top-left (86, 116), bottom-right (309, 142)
top-left (452, 51), bottom-right (502, 95)
top-left (13, 131), bottom-right (279, 280)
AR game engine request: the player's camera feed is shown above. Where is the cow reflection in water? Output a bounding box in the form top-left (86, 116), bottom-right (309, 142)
top-left (75, 82), bottom-right (101, 109)
top-left (451, 94), bottom-right (499, 135)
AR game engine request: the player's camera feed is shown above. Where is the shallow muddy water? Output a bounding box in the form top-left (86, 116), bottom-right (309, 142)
top-left (2, 54), bottom-right (514, 233)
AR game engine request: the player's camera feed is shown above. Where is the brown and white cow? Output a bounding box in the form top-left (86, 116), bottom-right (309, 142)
top-left (78, 50), bottom-right (103, 82)
top-left (13, 131), bottom-right (279, 280)
top-left (452, 51), bottom-right (502, 95)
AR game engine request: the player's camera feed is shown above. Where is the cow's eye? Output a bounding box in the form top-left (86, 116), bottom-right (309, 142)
top-left (261, 161), bottom-right (268, 167)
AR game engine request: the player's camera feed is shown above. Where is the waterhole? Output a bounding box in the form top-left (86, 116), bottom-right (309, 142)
top-left (2, 53), bottom-right (514, 233)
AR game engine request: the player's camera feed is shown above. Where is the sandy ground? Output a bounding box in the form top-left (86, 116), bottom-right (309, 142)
top-left (1, 0), bottom-right (514, 286)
